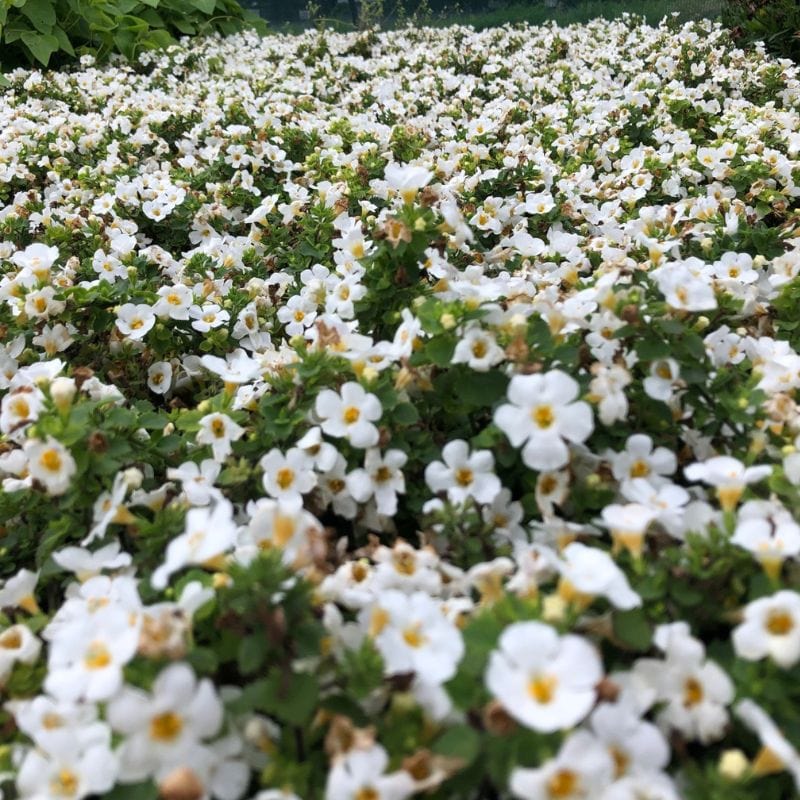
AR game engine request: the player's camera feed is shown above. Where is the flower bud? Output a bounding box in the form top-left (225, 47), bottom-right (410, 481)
top-left (50, 377), bottom-right (76, 410)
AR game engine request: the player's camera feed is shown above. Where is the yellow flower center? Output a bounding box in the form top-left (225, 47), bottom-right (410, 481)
top-left (150, 711), bottom-right (184, 742)
top-left (610, 746), bottom-right (630, 778)
top-left (546, 768), bottom-right (579, 799)
top-left (393, 551), bottom-right (416, 575)
top-left (368, 607), bottom-right (389, 637)
top-left (471, 340), bottom-right (488, 359)
top-left (765, 610), bottom-right (794, 636)
top-left (683, 677), bottom-right (704, 708)
top-left (455, 467), bottom-right (474, 487)
top-left (0, 629), bottom-right (22, 649)
top-left (273, 514), bottom-right (295, 547)
top-left (40, 448), bottom-right (62, 472)
top-left (629, 459), bottom-right (650, 478)
top-left (374, 466), bottom-right (392, 483)
top-left (42, 712), bottom-right (64, 729)
top-left (50, 769), bottom-right (79, 797)
top-left (84, 641), bottom-right (111, 670)
top-left (402, 624), bottom-right (426, 648)
top-left (12, 397), bottom-right (30, 418)
top-left (275, 467), bottom-right (295, 490)
top-left (355, 787), bottom-right (379, 800)
top-left (343, 406), bottom-right (360, 424)
top-left (130, 318), bottom-right (144, 330)
top-left (532, 405), bottom-right (555, 429)
top-left (211, 418), bottom-right (226, 437)
top-left (528, 674), bottom-right (558, 704)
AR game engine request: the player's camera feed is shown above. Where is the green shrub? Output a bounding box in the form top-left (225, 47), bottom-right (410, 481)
top-left (0, 0), bottom-right (266, 70)
top-left (723, 0), bottom-right (800, 61)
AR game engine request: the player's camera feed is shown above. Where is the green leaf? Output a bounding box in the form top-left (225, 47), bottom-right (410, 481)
top-left (426, 335), bottom-right (455, 367)
top-left (613, 608), bottom-right (652, 651)
top-left (193, 0), bottom-right (217, 13)
top-left (432, 724), bottom-right (481, 765)
top-left (100, 781), bottom-right (158, 800)
top-left (238, 634), bottom-right (268, 675)
top-left (259, 671), bottom-right (319, 725)
top-left (19, 0), bottom-right (56, 34)
top-left (393, 402), bottom-right (419, 425)
top-left (455, 369), bottom-right (508, 408)
top-left (51, 24), bottom-right (74, 55)
top-left (20, 30), bottom-right (59, 65)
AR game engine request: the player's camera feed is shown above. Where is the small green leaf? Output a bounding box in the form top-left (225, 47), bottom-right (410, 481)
top-left (613, 608), bottom-right (652, 651)
top-left (432, 724), bottom-right (481, 765)
top-left (193, 0), bottom-right (218, 13)
top-left (426, 335), bottom-right (455, 367)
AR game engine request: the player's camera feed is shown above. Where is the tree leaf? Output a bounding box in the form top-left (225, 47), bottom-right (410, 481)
top-left (20, 30), bottom-right (59, 65)
top-left (19, 0), bottom-right (56, 34)
top-left (193, 0), bottom-right (218, 13)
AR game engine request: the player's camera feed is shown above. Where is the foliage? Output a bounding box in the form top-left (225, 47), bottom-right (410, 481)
top-left (0, 0), bottom-right (266, 69)
top-left (723, 0), bottom-right (800, 62)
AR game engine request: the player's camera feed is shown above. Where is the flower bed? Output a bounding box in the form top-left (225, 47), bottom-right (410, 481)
top-left (1, 16), bottom-right (800, 800)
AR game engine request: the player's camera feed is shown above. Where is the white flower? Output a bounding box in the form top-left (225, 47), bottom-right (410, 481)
top-left (346, 448), bottom-right (407, 516)
top-left (147, 361), bottom-right (173, 395)
top-left (107, 662), bottom-right (223, 782)
top-left (45, 617), bottom-right (140, 702)
top-left (486, 620), bottom-right (602, 732)
top-left (557, 542), bottom-right (641, 610)
top-left (424, 439), bottom-right (501, 505)
top-left (601, 503), bottom-right (657, 560)
top-left (115, 303), bottom-right (156, 340)
top-left (510, 730), bottom-right (614, 800)
top-left (494, 369), bottom-right (594, 472)
top-left (24, 436), bottom-right (77, 496)
top-left (590, 701), bottom-right (670, 780)
top-left (610, 434), bottom-right (676, 484)
top-left (735, 699), bottom-right (800, 790)
top-left (196, 412), bottom-right (245, 462)
top-left (385, 162), bottom-right (433, 204)
top-left (167, 459), bottom-right (223, 506)
top-left (315, 382), bottom-right (382, 448)
top-left (53, 541), bottom-right (132, 581)
top-left (451, 326), bottom-right (505, 371)
top-left (632, 622), bottom-right (733, 744)
top-left (325, 743), bottom-right (415, 800)
top-left (0, 624), bottom-right (42, 683)
top-left (643, 359), bottom-right (680, 402)
top-left (732, 590), bottom-right (800, 668)
top-left (685, 456), bottom-right (772, 511)
top-left (11, 242), bottom-right (59, 276)
top-left (259, 447), bottom-right (317, 512)
top-left (730, 501), bottom-right (800, 579)
top-left (151, 500), bottom-right (237, 590)
top-left (362, 590), bottom-right (464, 684)
top-left (16, 737), bottom-right (118, 800)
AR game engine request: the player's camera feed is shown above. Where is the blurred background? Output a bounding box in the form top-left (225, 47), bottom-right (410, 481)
top-left (240, 0), bottom-right (723, 32)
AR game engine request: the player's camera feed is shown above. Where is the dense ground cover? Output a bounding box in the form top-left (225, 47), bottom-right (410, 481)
top-left (1, 15), bottom-right (800, 800)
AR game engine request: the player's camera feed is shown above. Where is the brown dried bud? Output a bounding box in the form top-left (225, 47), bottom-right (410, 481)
top-left (482, 700), bottom-right (517, 736)
top-left (595, 677), bottom-right (621, 703)
top-left (158, 767), bottom-right (204, 800)
top-left (72, 366), bottom-right (94, 389)
top-left (620, 304), bottom-right (639, 325)
top-left (403, 750), bottom-right (435, 781)
top-left (87, 431), bottom-right (108, 453)
top-left (419, 186), bottom-right (439, 207)
top-left (504, 335), bottom-right (529, 363)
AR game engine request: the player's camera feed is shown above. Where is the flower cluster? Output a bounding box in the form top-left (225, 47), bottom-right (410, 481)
top-left (1, 13), bottom-right (800, 800)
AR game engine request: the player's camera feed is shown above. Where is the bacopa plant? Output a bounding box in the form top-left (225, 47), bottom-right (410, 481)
top-left (1, 13), bottom-right (800, 800)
